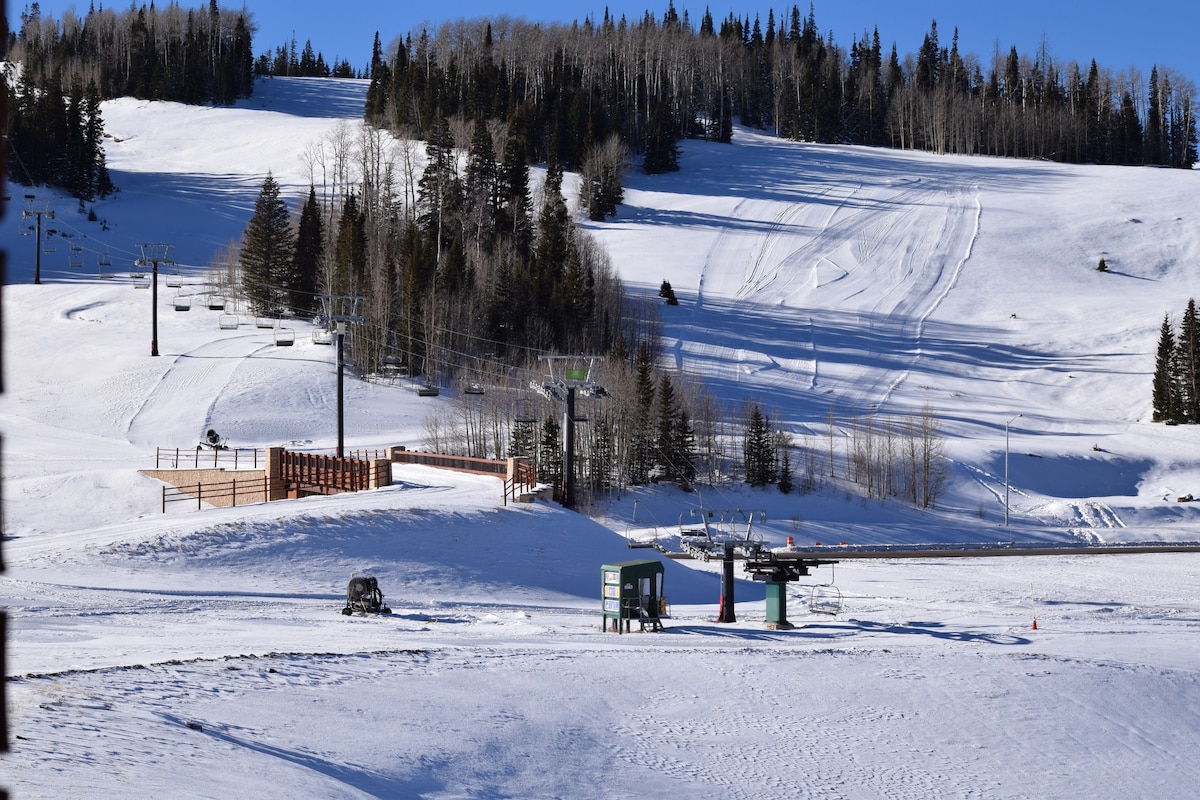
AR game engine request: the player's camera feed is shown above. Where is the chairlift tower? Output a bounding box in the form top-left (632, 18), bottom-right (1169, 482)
top-left (136, 243), bottom-right (174, 356)
top-left (530, 355), bottom-right (607, 508)
top-left (320, 295), bottom-right (364, 457)
top-left (21, 196), bottom-right (55, 285)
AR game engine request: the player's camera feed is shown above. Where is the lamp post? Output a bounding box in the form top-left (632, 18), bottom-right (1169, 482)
top-left (1004, 413), bottom-right (1022, 526)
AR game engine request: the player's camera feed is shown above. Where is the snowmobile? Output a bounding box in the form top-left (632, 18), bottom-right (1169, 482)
top-left (342, 574), bottom-right (391, 615)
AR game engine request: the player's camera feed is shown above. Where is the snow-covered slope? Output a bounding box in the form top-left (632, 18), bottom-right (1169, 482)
top-left (2, 77), bottom-right (1199, 798)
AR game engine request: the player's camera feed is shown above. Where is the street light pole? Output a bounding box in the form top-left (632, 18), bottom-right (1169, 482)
top-left (1005, 413), bottom-right (1022, 526)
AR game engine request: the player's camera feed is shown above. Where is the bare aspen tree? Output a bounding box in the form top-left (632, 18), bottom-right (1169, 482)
top-left (919, 404), bottom-right (947, 508)
top-left (826, 405), bottom-right (837, 478)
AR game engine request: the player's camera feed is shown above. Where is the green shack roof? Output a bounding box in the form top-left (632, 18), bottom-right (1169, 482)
top-left (602, 559), bottom-right (664, 572)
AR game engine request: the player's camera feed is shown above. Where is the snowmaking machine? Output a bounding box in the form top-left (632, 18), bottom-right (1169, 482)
top-left (341, 574), bottom-right (391, 615)
top-left (197, 428), bottom-right (228, 450)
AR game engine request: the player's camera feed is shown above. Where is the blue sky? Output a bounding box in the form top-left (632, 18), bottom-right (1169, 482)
top-left (233, 0), bottom-right (1197, 85)
top-left (22, 1), bottom-right (1197, 84)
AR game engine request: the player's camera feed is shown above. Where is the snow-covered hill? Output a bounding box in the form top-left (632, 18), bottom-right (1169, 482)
top-left (2, 77), bottom-right (1199, 798)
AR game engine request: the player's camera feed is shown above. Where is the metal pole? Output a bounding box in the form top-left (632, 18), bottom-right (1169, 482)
top-left (1005, 413), bottom-right (1021, 526)
top-left (336, 322), bottom-right (346, 458)
top-left (137, 244), bottom-right (171, 357)
top-left (34, 212), bottom-right (42, 285)
top-left (563, 387), bottom-right (576, 508)
top-left (719, 542), bottom-right (737, 623)
top-left (150, 259), bottom-right (159, 356)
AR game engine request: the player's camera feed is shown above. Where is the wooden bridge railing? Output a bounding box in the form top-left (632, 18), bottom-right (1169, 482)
top-left (278, 451), bottom-right (373, 494)
top-left (390, 449), bottom-right (508, 477)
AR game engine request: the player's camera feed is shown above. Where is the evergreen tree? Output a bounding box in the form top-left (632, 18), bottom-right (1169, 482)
top-left (674, 407), bottom-right (697, 483)
top-left (509, 418), bottom-right (538, 459)
top-left (498, 122), bottom-right (533, 256)
top-left (417, 117), bottom-right (461, 259)
top-left (290, 186), bottom-right (324, 314)
top-left (659, 280), bottom-right (679, 305)
top-left (655, 374), bottom-right (680, 480)
top-left (744, 403), bottom-right (775, 487)
top-left (333, 193), bottom-right (368, 296)
top-left (642, 98), bottom-right (680, 174)
top-left (778, 450), bottom-right (794, 494)
top-left (1145, 67), bottom-right (1164, 165)
top-left (85, 84), bottom-right (113, 198)
top-left (464, 118), bottom-right (500, 248)
top-left (1178, 299), bottom-right (1200, 423)
top-left (530, 156), bottom-right (571, 329)
top-left (1151, 314), bottom-right (1177, 423)
top-left (240, 173), bottom-right (295, 316)
top-left (64, 84), bottom-right (89, 198)
top-left (629, 340), bottom-right (657, 484)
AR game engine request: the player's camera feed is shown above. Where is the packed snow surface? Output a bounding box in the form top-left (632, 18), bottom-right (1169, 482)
top-left (3, 77), bottom-right (1200, 798)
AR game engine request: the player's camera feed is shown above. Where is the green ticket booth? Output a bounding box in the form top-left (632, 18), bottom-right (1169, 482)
top-left (601, 559), bottom-right (665, 633)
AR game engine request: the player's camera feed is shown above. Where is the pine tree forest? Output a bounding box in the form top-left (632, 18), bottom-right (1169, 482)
top-left (7, 2), bottom-right (254, 105)
top-left (366, 6), bottom-right (1197, 172)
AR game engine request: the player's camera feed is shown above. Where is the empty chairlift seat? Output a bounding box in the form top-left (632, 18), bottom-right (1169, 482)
top-left (274, 327), bottom-right (296, 346)
top-left (218, 313), bottom-right (240, 330)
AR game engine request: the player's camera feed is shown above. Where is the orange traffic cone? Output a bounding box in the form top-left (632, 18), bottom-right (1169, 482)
top-left (1031, 618), bottom-right (1038, 630)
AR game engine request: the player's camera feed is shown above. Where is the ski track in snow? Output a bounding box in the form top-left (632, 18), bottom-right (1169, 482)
top-left (686, 172), bottom-right (984, 419)
top-left (680, 160), bottom-right (984, 418)
top-left (126, 332), bottom-right (278, 449)
top-left (876, 183), bottom-right (982, 412)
